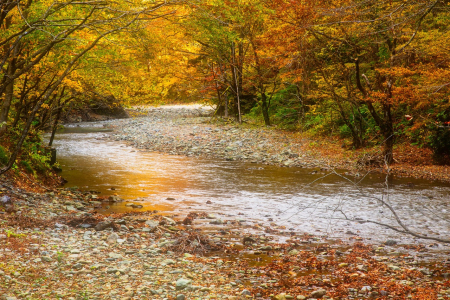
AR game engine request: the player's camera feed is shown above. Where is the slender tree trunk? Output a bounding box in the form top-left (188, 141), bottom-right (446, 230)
top-left (231, 42), bottom-right (241, 124)
top-left (224, 91), bottom-right (229, 118)
top-left (260, 90), bottom-right (270, 126)
top-left (0, 63), bottom-right (15, 136)
top-left (49, 106), bottom-right (62, 147)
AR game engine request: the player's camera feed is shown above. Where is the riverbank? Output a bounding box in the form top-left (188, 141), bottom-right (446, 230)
top-left (110, 105), bottom-right (450, 183)
top-left (1, 183), bottom-right (450, 300)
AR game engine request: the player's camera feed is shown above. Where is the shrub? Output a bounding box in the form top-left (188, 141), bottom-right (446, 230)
top-left (0, 146), bottom-right (9, 165)
top-left (20, 160), bottom-right (34, 173)
top-left (427, 125), bottom-right (450, 165)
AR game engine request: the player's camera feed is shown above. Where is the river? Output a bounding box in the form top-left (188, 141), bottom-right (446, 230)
top-left (46, 120), bottom-right (450, 253)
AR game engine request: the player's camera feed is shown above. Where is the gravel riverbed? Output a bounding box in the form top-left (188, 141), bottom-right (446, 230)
top-left (2, 184), bottom-right (450, 300)
top-left (108, 105), bottom-right (335, 171)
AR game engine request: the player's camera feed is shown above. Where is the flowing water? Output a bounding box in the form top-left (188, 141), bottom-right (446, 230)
top-left (46, 122), bottom-right (450, 249)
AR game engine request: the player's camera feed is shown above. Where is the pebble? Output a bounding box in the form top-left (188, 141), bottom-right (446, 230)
top-left (176, 278), bottom-right (192, 290)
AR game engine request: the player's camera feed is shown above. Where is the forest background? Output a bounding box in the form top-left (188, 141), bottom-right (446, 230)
top-left (1, 0), bottom-right (450, 178)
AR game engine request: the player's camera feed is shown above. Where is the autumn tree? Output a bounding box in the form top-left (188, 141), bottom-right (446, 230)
top-left (267, 0), bottom-right (450, 163)
top-left (0, 0), bottom-right (170, 175)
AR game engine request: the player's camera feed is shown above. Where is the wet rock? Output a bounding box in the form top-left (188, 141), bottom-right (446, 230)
top-left (108, 196), bottom-right (122, 202)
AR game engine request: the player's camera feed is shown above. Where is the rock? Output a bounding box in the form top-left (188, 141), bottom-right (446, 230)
top-left (241, 289), bottom-right (252, 296)
top-left (1, 195), bottom-right (11, 204)
top-left (385, 239), bottom-right (398, 246)
top-left (389, 265), bottom-right (401, 271)
top-left (296, 296), bottom-right (306, 300)
top-left (95, 221), bottom-right (113, 231)
top-left (162, 217), bottom-right (176, 225)
top-left (145, 220), bottom-right (159, 232)
top-left (259, 245), bottom-right (272, 251)
top-left (107, 233), bottom-right (119, 244)
top-left (54, 223), bottom-right (67, 229)
top-left (210, 219), bottom-right (224, 225)
top-left (176, 295), bottom-right (186, 300)
top-left (361, 286), bottom-right (372, 293)
top-left (175, 278), bottom-right (192, 290)
top-left (108, 195), bottom-right (122, 202)
top-left (72, 263), bottom-right (83, 270)
top-left (108, 252), bottom-right (123, 259)
top-left (162, 259), bottom-right (176, 265)
top-left (288, 249), bottom-right (299, 256)
top-left (357, 264), bottom-right (368, 272)
top-left (369, 291), bottom-right (379, 298)
top-left (0, 234), bottom-right (6, 239)
top-left (310, 289), bottom-right (326, 298)
top-left (65, 205), bottom-right (77, 211)
top-left (41, 256), bottom-right (52, 262)
top-left (275, 293), bottom-right (286, 300)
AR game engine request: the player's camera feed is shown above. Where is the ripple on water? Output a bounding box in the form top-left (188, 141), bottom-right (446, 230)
top-left (45, 123), bottom-right (450, 246)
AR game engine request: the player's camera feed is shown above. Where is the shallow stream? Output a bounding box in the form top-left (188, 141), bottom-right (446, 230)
top-left (46, 122), bottom-right (450, 250)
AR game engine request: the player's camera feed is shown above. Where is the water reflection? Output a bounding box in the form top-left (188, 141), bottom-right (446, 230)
top-left (46, 123), bottom-right (450, 245)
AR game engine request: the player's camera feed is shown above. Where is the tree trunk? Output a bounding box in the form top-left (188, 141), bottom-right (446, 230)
top-left (260, 91), bottom-right (270, 126)
top-left (231, 42), bottom-right (241, 124)
top-left (224, 91), bottom-right (229, 118)
top-left (0, 64), bottom-right (15, 136)
top-left (48, 106), bottom-right (63, 147)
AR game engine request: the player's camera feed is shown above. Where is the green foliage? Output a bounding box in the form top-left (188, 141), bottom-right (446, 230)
top-left (427, 125), bottom-right (450, 165)
top-left (20, 160), bottom-right (34, 174)
top-left (0, 145), bottom-right (9, 165)
top-left (56, 251), bottom-right (65, 264)
top-left (5, 229), bottom-right (26, 238)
